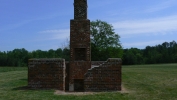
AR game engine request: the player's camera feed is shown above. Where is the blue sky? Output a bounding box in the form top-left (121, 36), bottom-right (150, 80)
top-left (0, 0), bottom-right (177, 51)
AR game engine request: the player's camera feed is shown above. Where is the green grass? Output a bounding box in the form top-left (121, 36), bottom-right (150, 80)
top-left (0, 64), bottom-right (177, 100)
top-left (0, 67), bottom-right (27, 72)
top-left (122, 64), bottom-right (177, 100)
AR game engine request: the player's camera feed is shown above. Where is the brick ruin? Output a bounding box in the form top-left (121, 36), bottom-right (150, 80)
top-left (28, 0), bottom-right (122, 92)
top-left (28, 58), bottom-right (65, 90)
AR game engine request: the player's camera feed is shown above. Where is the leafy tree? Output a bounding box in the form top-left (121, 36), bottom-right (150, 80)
top-left (55, 48), bottom-right (63, 58)
top-left (48, 49), bottom-right (55, 58)
top-left (123, 48), bottom-right (144, 65)
top-left (62, 48), bottom-right (70, 61)
top-left (90, 20), bottom-right (122, 48)
top-left (90, 20), bottom-right (123, 61)
top-left (0, 51), bottom-right (7, 66)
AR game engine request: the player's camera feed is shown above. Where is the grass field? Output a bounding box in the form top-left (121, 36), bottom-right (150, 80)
top-left (0, 64), bottom-right (177, 100)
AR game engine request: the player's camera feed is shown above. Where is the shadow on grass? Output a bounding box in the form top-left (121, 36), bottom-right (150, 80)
top-left (12, 86), bottom-right (56, 91)
top-left (19, 78), bottom-right (28, 81)
top-left (12, 86), bottom-right (30, 90)
top-left (11, 78), bottom-right (30, 90)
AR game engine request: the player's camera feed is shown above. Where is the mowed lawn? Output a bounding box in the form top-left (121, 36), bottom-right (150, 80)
top-left (0, 64), bottom-right (177, 100)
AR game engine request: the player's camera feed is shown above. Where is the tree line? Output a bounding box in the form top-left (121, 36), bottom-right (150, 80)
top-left (0, 40), bottom-right (176, 67)
top-left (0, 48), bottom-right (70, 67)
top-left (123, 41), bottom-right (177, 65)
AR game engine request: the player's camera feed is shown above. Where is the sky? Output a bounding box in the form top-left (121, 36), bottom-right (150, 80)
top-left (0, 0), bottom-right (177, 51)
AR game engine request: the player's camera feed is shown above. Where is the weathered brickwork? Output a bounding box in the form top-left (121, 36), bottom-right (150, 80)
top-left (28, 58), bottom-right (65, 90)
top-left (69, 62), bottom-right (91, 84)
top-left (84, 58), bottom-right (122, 91)
top-left (70, 20), bottom-right (91, 61)
top-left (69, 0), bottom-right (91, 91)
top-left (74, 0), bottom-right (87, 20)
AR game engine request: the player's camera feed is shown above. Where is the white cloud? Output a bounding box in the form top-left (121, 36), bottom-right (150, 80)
top-left (123, 40), bottom-right (166, 49)
top-left (145, 0), bottom-right (176, 13)
top-left (40, 29), bottom-right (69, 34)
top-left (39, 29), bottom-right (70, 40)
top-left (113, 15), bottom-right (177, 36)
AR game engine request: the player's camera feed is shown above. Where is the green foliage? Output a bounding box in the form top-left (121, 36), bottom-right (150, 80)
top-left (90, 20), bottom-right (121, 48)
top-left (0, 41), bottom-right (177, 66)
top-left (90, 20), bottom-right (123, 61)
top-left (122, 41), bottom-right (177, 65)
top-left (0, 40), bottom-right (177, 66)
top-left (0, 48), bottom-right (28, 67)
top-left (0, 48), bottom-right (70, 67)
top-left (123, 48), bottom-right (144, 65)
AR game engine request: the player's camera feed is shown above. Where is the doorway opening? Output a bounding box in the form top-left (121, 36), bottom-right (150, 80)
top-left (74, 79), bottom-right (84, 91)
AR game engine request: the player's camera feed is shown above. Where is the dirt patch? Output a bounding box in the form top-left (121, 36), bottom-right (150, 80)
top-left (120, 85), bottom-right (130, 94)
top-left (54, 85), bottom-right (130, 96)
top-left (54, 91), bottom-right (96, 96)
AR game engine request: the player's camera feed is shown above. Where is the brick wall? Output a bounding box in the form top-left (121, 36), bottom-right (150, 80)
top-left (84, 58), bottom-right (122, 91)
top-left (28, 58), bottom-right (65, 90)
top-left (69, 61), bottom-right (91, 84)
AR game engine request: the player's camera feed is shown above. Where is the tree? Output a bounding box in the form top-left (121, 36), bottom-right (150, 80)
top-left (62, 48), bottom-right (70, 61)
top-left (48, 49), bottom-right (55, 58)
top-left (90, 20), bottom-right (123, 61)
top-left (90, 20), bottom-right (122, 48)
top-left (0, 51), bottom-right (7, 66)
top-left (55, 48), bottom-right (63, 58)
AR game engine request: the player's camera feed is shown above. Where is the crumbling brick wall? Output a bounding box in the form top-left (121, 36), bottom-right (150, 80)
top-left (84, 58), bottom-right (122, 91)
top-left (28, 58), bottom-right (65, 90)
top-left (91, 61), bottom-right (105, 66)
